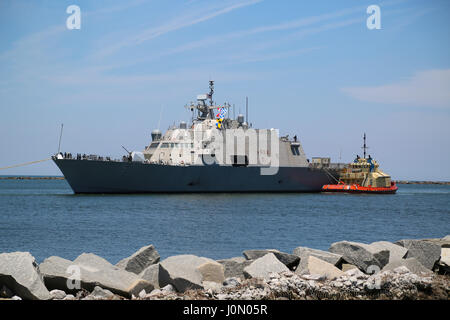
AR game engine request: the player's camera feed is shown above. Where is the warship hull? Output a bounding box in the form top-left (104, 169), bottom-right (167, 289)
top-left (54, 159), bottom-right (338, 194)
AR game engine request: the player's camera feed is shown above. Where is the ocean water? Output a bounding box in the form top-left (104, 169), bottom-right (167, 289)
top-left (0, 178), bottom-right (449, 264)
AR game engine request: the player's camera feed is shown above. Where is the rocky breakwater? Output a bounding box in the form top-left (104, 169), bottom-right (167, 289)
top-left (0, 236), bottom-right (449, 300)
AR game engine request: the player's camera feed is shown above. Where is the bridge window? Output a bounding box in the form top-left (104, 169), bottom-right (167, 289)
top-left (291, 146), bottom-right (300, 156)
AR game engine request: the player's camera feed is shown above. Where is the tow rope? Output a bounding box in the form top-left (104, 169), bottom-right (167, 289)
top-left (0, 158), bottom-right (52, 170)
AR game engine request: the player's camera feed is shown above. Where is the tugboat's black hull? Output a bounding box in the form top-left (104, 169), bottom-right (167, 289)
top-left (53, 159), bottom-right (338, 194)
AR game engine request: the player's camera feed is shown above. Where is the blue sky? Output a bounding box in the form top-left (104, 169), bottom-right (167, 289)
top-left (0, 0), bottom-right (449, 180)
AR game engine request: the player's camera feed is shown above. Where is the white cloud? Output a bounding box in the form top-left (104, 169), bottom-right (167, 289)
top-left (341, 69), bottom-right (450, 108)
top-left (93, 0), bottom-right (263, 58)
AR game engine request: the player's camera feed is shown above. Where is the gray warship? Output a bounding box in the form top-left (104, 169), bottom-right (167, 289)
top-left (53, 81), bottom-right (342, 193)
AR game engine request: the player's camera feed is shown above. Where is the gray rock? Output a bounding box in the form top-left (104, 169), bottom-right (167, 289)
top-left (39, 253), bottom-right (154, 298)
top-left (421, 236), bottom-right (450, 248)
top-left (138, 289), bottom-right (147, 299)
top-left (381, 258), bottom-right (432, 275)
top-left (88, 286), bottom-right (115, 300)
top-left (369, 241), bottom-right (408, 263)
top-left (394, 239), bottom-right (441, 270)
top-left (329, 241), bottom-right (390, 273)
top-left (63, 294), bottom-right (76, 300)
top-left (295, 256), bottom-right (345, 280)
top-left (0, 252), bottom-right (50, 300)
top-left (293, 247), bottom-right (343, 266)
top-left (158, 255), bottom-right (218, 292)
top-left (38, 256), bottom-right (74, 292)
top-left (242, 250), bottom-right (299, 269)
top-left (139, 263), bottom-right (160, 289)
top-left (161, 284), bottom-right (175, 293)
top-left (243, 253), bottom-right (289, 279)
top-left (49, 289), bottom-right (67, 300)
top-left (217, 257), bottom-right (252, 279)
top-left (116, 244), bottom-right (160, 275)
top-left (223, 277), bottom-right (241, 288)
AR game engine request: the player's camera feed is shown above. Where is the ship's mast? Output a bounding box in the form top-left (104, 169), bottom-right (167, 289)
top-left (209, 80), bottom-right (214, 106)
top-left (362, 133), bottom-right (369, 159)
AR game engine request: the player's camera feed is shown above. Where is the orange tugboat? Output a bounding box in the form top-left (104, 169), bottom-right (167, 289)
top-left (322, 134), bottom-right (398, 194)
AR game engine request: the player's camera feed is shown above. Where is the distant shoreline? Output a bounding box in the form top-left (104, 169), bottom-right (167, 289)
top-left (0, 176), bottom-right (65, 180)
top-left (0, 176), bottom-right (449, 185)
top-left (394, 180), bottom-right (450, 185)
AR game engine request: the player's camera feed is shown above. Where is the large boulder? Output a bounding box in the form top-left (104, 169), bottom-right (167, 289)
top-left (116, 244), bottom-right (160, 275)
top-left (37, 256), bottom-right (74, 292)
top-left (293, 247), bottom-right (343, 266)
top-left (295, 255), bottom-right (345, 280)
top-left (139, 264), bottom-right (160, 289)
top-left (243, 253), bottom-right (289, 279)
top-left (217, 257), bottom-right (253, 280)
top-left (242, 249), bottom-right (299, 270)
top-left (158, 255), bottom-right (225, 292)
top-left (40, 253), bottom-right (154, 298)
top-left (369, 241), bottom-right (408, 263)
top-left (394, 239), bottom-right (441, 270)
top-left (329, 241), bottom-right (390, 273)
top-left (0, 252), bottom-right (50, 300)
top-left (381, 258), bottom-right (432, 275)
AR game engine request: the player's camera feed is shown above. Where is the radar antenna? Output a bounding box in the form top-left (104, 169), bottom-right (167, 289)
top-left (208, 80), bottom-right (214, 106)
top-left (361, 133), bottom-right (369, 159)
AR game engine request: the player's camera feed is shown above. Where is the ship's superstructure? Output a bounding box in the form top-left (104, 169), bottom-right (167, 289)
top-left (141, 81), bottom-right (308, 169)
top-left (339, 156), bottom-right (392, 188)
